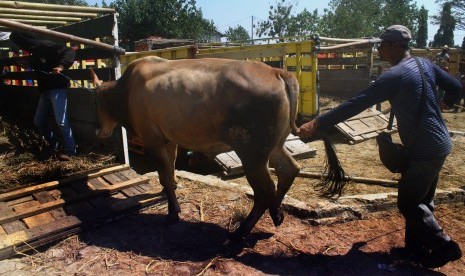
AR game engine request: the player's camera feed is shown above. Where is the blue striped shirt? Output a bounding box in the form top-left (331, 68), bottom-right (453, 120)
top-left (317, 56), bottom-right (462, 161)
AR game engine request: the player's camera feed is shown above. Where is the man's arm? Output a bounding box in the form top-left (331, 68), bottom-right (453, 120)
top-left (297, 69), bottom-right (401, 138)
top-left (435, 63), bottom-right (461, 108)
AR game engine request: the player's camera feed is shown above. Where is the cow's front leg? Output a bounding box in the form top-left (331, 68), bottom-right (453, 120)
top-left (147, 146), bottom-right (181, 223)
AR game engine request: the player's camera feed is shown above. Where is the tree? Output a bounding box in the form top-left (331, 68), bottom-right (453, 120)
top-left (432, 2), bottom-right (455, 47)
top-left (320, 0), bottom-right (383, 38)
top-left (287, 8), bottom-right (321, 37)
top-left (416, 6), bottom-right (428, 48)
top-left (435, 0), bottom-right (465, 31)
top-left (380, 0), bottom-right (418, 37)
top-left (256, 0), bottom-right (294, 39)
top-left (319, 0), bottom-right (419, 39)
top-left (225, 25), bottom-right (250, 42)
top-left (110, 0), bottom-right (218, 50)
top-left (255, 1), bottom-right (322, 40)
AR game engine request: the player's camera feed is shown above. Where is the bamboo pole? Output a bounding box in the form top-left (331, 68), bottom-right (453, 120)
top-left (0, 1), bottom-right (115, 13)
top-left (0, 7), bottom-right (98, 18)
top-left (0, 14), bottom-right (81, 22)
top-left (1, 19), bottom-right (67, 26)
top-left (0, 19), bottom-right (125, 55)
top-left (319, 39), bottom-right (380, 51)
top-left (269, 168), bottom-right (399, 187)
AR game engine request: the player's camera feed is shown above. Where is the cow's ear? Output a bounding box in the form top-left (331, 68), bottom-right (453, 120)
top-left (90, 68), bottom-right (104, 87)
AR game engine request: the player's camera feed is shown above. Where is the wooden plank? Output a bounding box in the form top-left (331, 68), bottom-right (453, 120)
top-left (0, 216), bottom-right (82, 257)
top-left (0, 202), bottom-right (26, 235)
top-left (23, 212), bottom-right (55, 228)
top-left (284, 140), bottom-right (316, 159)
top-left (0, 164), bottom-right (129, 202)
top-left (346, 120), bottom-right (373, 136)
top-left (112, 172), bottom-right (145, 197)
top-left (87, 177), bottom-right (109, 190)
top-left (11, 200), bottom-right (41, 213)
top-left (0, 226), bottom-right (6, 235)
top-left (64, 201), bottom-right (95, 217)
top-left (103, 172), bottom-right (126, 184)
top-left (33, 191), bottom-right (67, 220)
top-left (345, 109), bottom-right (385, 121)
top-left (6, 195), bottom-right (34, 207)
top-left (0, 176), bottom-right (149, 225)
top-left (335, 108), bottom-right (399, 144)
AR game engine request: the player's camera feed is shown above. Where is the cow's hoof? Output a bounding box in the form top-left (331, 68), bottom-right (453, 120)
top-left (220, 235), bottom-right (245, 256)
top-left (270, 208), bottom-right (285, 226)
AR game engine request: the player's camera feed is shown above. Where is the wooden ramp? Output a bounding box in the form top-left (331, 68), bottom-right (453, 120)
top-left (0, 165), bottom-right (163, 260)
top-left (214, 134), bottom-right (317, 176)
top-left (335, 108), bottom-right (396, 144)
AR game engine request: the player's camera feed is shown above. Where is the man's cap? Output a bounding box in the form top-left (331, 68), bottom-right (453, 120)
top-left (378, 25), bottom-right (412, 44)
top-left (443, 45), bottom-right (449, 50)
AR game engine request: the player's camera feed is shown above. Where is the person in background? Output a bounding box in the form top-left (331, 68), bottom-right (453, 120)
top-left (435, 45), bottom-right (450, 70)
top-left (297, 25), bottom-right (462, 269)
top-left (9, 31), bottom-right (77, 161)
top-left (434, 46), bottom-right (451, 102)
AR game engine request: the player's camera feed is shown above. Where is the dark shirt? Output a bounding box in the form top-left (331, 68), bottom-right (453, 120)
top-left (9, 31), bottom-right (75, 92)
top-left (317, 57), bottom-right (461, 161)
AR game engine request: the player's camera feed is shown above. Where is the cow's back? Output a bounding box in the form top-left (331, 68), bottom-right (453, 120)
top-left (125, 57), bottom-right (298, 153)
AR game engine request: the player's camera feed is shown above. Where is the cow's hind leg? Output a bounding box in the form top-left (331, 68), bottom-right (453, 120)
top-left (146, 144), bottom-right (181, 223)
top-left (228, 157), bottom-right (275, 242)
top-left (268, 146), bottom-right (300, 226)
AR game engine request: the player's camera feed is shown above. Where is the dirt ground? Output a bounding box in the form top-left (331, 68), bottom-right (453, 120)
top-left (0, 181), bottom-right (464, 276)
top-left (0, 99), bottom-right (464, 275)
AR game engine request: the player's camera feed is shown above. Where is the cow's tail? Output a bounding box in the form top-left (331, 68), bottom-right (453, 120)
top-left (282, 73), bottom-right (347, 199)
top-left (282, 72), bottom-right (299, 134)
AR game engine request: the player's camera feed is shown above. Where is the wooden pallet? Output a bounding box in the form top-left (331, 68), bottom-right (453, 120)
top-left (214, 134), bottom-right (316, 176)
top-left (0, 164), bottom-right (163, 260)
top-left (335, 108), bottom-right (397, 144)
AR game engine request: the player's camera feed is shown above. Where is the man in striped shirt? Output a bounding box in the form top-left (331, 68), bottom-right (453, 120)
top-left (297, 25), bottom-right (462, 268)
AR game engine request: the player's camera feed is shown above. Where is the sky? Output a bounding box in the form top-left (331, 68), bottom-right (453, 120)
top-left (88, 0), bottom-right (464, 46)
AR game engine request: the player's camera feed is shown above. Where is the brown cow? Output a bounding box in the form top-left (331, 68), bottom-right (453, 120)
top-left (93, 56), bottom-right (300, 242)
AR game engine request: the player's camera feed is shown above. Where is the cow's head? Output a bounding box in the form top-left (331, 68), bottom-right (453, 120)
top-left (91, 69), bottom-right (118, 139)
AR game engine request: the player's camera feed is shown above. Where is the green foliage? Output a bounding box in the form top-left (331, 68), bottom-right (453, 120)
top-left (416, 6), bottom-right (428, 48)
top-left (322, 0), bottom-right (383, 38)
top-left (435, 0), bottom-right (465, 31)
top-left (287, 8), bottom-right (320, 36)
top-left (432, 2), bottom-right (455, 47)
top-left (110, 0), bottom-right (217, 50)
top-left (256, 0), bottom-right (423, 41)
top-left (380, 0), bottom-right (418, 36)
top-left (255, 0), bottom-right (321, 40)
top-left (225, 25), bottom-right (250, 42)
top-left (256, 0), bottom-right (294, 39)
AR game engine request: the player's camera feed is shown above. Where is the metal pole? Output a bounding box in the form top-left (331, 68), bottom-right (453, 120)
top-left (0, 18), bottom-right (125, 55)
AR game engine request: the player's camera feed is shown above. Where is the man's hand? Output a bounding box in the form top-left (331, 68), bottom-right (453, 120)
top-left (52, 65), bottom-right (64, 74)
top-left (296, 119), bottom-right (318, 138)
